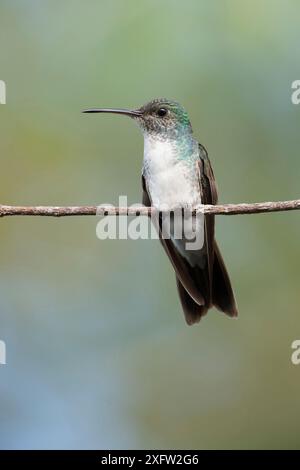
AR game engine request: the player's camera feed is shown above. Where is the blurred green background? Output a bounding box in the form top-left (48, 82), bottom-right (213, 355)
top-left (0, 0), bottom-right (300, 450)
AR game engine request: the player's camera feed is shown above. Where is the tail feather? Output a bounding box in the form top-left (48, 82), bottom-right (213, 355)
top-left (176, 276), bottom-right (208, 325)
top-left (176, 242), bottom-right (237, 325)
top-left (212, 242), bottom-right (238, 317)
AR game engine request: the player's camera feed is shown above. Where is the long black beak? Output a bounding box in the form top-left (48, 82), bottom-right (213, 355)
top-left (82, 107), bottom-right (142, 117)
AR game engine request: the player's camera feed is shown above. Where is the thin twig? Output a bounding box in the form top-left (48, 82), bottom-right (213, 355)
top-left (0, 199), bottom-right (300, 217)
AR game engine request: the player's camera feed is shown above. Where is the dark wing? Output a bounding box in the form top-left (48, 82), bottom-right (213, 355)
top-left (198, 143), bottom-right (218, 303)
top-left (199, 144), bottom-right (238, 317)
top-left (212, 242), bottom-right (238, 316)
top-left (198, 143), bottom-right (218, 205)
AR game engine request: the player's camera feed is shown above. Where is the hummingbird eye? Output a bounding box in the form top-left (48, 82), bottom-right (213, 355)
top-left (157, 107), bottom-right (168, 117)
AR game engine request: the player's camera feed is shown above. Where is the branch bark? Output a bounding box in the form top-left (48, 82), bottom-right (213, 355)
top-left (0, 199), bottom-right (300, 217)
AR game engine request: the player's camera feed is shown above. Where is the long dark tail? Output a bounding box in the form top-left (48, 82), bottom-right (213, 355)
top-left (212, 242), bottom-right (238, 317)
top-left (176, 241), bottom-right (238, 325)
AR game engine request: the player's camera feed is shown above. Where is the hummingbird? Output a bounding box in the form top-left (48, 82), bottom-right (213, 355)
top-left (83, 98), bottom-right (237, 325)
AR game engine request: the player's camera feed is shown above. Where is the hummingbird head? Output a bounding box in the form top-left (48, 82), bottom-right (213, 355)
top-left (83, 98), bottom-right (193, 140)
top-left (135, 98), bottom-right (193, 139)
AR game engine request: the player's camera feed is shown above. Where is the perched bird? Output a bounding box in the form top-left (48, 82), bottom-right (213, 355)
top-left (83, 99), bottom-right (237, 325)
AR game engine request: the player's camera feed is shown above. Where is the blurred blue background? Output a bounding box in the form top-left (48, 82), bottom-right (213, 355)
top-left (0, 0), bottom-right (300, 449)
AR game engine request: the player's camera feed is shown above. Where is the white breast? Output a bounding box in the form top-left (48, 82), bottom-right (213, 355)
top-left (143, 136), bottom-right (201, 209)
